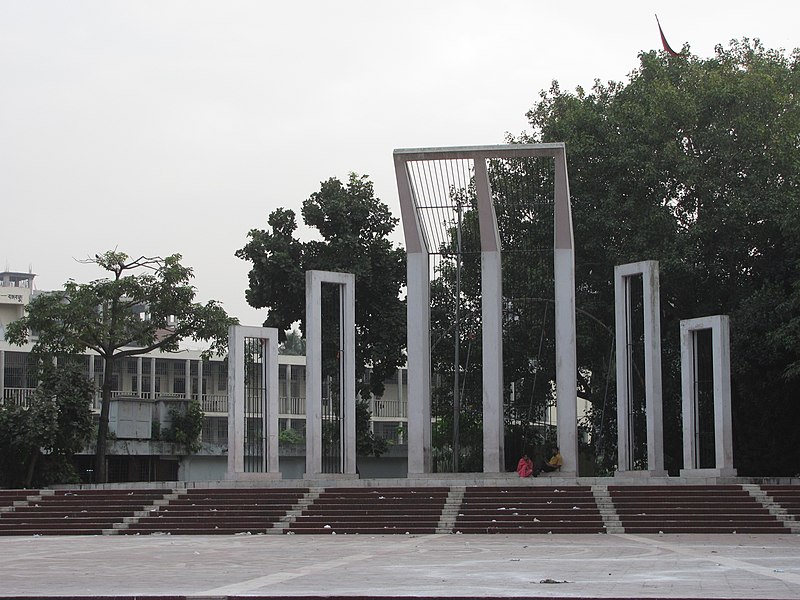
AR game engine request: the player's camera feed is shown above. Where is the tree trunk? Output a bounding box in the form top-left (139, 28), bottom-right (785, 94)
top-left (23, 450), bottom-right (39, 488)
top-left (95, 355), bottom-right (113, 483)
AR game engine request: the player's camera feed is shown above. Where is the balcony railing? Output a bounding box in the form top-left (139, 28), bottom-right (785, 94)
top-left (3, 387), bottom-right (407, 421)
top-left (279, 396), bottom-right (306, 415)
top-left (370, 398), bottom-right (407, 419)
top-left (201, 394), bottom-right (228, 413)
top-left (2, 387), bottom-right (36, 408)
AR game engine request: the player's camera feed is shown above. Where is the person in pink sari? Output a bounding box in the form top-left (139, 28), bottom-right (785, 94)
top-left (516, 454), bottom-right (533, 478)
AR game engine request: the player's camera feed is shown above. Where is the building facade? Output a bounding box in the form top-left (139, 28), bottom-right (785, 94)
top-left (1, 270), bottom-right (575, 482)
top-left (0, 271), bottom-right (408, 482)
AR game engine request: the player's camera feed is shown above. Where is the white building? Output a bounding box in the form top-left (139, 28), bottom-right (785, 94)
top-left (1, 269), bottom-right (576, 482)
top-left (0, 270), bottom-right (408, 482)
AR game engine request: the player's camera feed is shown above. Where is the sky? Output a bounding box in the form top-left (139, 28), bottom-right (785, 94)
top-left (2, 0), bottom-right (798, 329)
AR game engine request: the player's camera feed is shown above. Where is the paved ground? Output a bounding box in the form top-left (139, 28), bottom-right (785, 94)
top-left (1, 533), bottom-right (799, 599)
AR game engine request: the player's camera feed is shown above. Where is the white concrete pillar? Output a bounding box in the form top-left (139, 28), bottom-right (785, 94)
top-left (226, 325), bottom-right (280, 479)
top-left (397, 367), bottom-right (403, 405)
top-left (680, 315), bottom-right (736, 477)
top-left (614, 260), bottom-right (666, 476)
top-left (227, 326), bottom-right (243, 476)
top-left (554, 151), bottom-right (578, 476)
top-left (149, 358), bottom-right (156, 399)
top-left (136, 357), bottom-right (143, 397)
top-left (395, 152), bottom-right (432, 474)
top-left (184, 359), bottom-right (191, 400)
top-left (406, 252), bottom-right (431, 474)
top-left (305, 270), bottom-right (357, 477)
top-left (474, 158), bottom-right (504, 473)
top-left (284, 363), bottom-right (290, 401)
top-left (197, 359), bottom-right (203, 403)
top-left (0, 350), bottom-right (5, 400)
top-left (341, 278), bottom-right (356, 475)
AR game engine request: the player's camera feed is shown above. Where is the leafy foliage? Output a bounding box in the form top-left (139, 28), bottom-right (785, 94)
top-left (279, 427), bottom-right (305, 445)
top-left (4, 251), bottom-right (237, 481)
top-left (0, 362), bottom-right (94, 487)
top-left (516, 39), bottom-right (800, 475)
top-left (355, 398), bottom-right (388, 457)
top-left (427, 157), bottom-right (565, 471)
top-left (237, 174), bottom-right (406, 458)
top-left (279, 328), bottom-right (306, 356)
top-left (163, 400), bottom-right (204, 453)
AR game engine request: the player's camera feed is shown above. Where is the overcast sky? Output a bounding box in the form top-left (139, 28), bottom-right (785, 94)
top-left (2, 1), bottom-right (798, 328)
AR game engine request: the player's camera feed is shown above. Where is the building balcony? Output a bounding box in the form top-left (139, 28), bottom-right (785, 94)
top-left (370, 398), bottom-right (407, 419)
top-left (2, 386), bottom-right (409, 423)
top-left (1, 387), bottom-right (36, 408)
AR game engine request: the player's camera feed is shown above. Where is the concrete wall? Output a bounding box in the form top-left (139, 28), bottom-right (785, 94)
top-left (178, 447), bottom-right (410, 481)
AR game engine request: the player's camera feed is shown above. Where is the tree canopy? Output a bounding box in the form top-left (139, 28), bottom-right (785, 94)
top-left (5, 251), bottom-right (237, 482)
top-left (0, 363), bottom-right (94, 488)
top-left (422, 39), bottom-right (800, 475)
top-left (237, 173), bottom-right (406, 401)
top-left (516, 39), bottom-right (800, 475)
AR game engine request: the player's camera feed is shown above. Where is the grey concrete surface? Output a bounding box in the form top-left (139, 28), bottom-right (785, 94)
top-left (0, 533), bottom-right (799, 598)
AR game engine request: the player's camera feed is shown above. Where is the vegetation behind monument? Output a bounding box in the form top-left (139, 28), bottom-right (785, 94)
top-left (516, 39), bottom-right (800, 475)
top-left (237, 173), bottom-right (406, 456)
top-left (0, 363), bottom-right (94, 488)
top-left (5, 252), bottom-right (237, 483)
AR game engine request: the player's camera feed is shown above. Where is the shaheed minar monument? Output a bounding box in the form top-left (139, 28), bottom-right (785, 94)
top-left (226, 143), bottom-right (735, 482)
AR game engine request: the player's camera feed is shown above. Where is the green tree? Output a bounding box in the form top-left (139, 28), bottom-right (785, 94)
top-left (427, 159), bottom-right (560, 471)
top-left (237, 174), bottom-right (405, 458)
top-left (5, 252), bottom-right (237, 482)
top-left (355, 398), bottom-right (389, 457)
top-left (279, 327), bottom-right (306, 356)
top-left (238, 174), bottom-right (405, 384)
top-left (163, 400), bottom-right (204, 454)
top-left (0, 362), bottom-right (94, 487)
top-left (517, 39), bottom-right (800, 475)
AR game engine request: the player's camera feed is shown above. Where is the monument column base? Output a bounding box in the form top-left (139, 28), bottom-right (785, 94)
top-left (303, 472), bottom-right (360, 481)
top-left (680, 467), bottom-right (737, 478)
top-left (225, 471), bottom-right (283, 481)
top-left (614, 469), bottom-right (669, 479)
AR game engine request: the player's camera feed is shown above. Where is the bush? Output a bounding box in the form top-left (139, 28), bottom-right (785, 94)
top-left (162, 401), bottom-right (204, 453)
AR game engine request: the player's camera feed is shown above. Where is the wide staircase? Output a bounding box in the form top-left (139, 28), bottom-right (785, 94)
top-left (287, 487), bottom-right (449, 534)
top-left (0, 489), bottom-right (34, 510)
top-left (761, 485), bottom-right (800, 517)
top-left (609, 484), bottom-right (790, 534)
top-left (0, 489), bottom-right (169, 536)
top-left (123, 487), bottom-right (308, 535)
top-left (758, 485), bottom-right (800, 533)
top-left (0, 484), bottom-right (797, 535)
top-left (454, 485), bottom-right (604, 533)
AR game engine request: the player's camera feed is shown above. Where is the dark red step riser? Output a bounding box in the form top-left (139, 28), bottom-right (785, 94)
top-left (0, 530), bottom-right (106, 536)
top-left (287, 529), bottom-right (437, 534)
top-left (167, 502), bottom-right (297, 508)
top-left (455, 528), bottom-right (605, 534)
top-left (1, 518), bottom-right (132, 525)
top-left (312, 500), bottom-right (447, 505)
top-left (151, 511), bottom-right (289, 517)
top-left (299, 511), bottom-right (443, 517)
top-left (292, 517), bottom-right (439, 524)
top-left (624, 527), bottom-right (789, 534)
top-left (130, 522), bottom-right (281, 529)
top-left (2, 511), bottom-right (138, 517)
top-left (464, 503), bottom-right (597, 508)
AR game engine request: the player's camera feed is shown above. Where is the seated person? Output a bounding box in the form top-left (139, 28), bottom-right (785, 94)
top-left (533, 447), bottom-right (563, 477)
top-left (516, 454), bottom-right (533, 478)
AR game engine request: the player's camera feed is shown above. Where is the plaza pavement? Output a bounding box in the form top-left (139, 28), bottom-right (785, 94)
top-left (0, 532), bottom-right (799, 599)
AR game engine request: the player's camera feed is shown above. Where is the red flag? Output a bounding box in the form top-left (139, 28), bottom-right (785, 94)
top-left (656, 14), bottom-right (684, 57)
